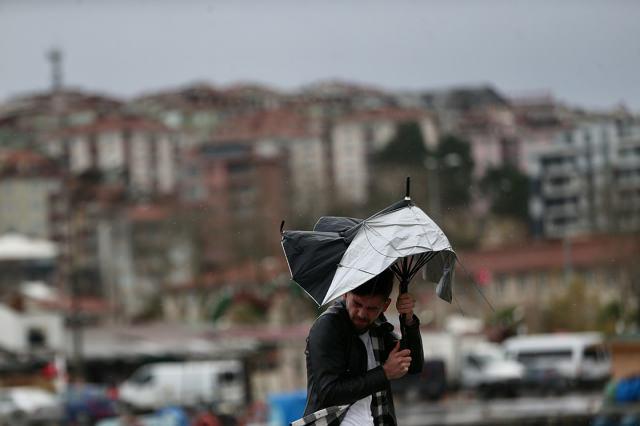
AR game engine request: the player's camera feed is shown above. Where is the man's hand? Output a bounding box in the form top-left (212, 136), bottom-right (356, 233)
top-left (383, 341), bottom-right (412, 380)
top-left (396, 293), bottom-right (416, 325)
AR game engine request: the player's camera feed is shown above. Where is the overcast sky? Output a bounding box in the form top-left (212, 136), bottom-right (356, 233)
top-left (1, 0), bottom-right (639, 109)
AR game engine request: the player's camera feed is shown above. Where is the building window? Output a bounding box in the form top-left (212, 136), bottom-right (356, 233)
top-left (564, 132), bottom-right (573, 143)
top-left (27, 328), bottom-right (47, 349)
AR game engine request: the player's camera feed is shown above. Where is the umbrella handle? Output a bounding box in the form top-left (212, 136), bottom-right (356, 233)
top-left (399, 280), bottom-right (409, 349)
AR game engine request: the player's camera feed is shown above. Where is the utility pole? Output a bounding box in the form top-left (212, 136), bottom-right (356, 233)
top-left (46, 48), bottom-right (63, 92)
top-left (46, 47), bottom-right (66, 122)
top-left (67, 179), bottom-right (86, 381)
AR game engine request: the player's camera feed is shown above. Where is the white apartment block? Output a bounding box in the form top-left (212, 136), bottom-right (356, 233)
top-left (286, 137), bottom-right (329, 216)
top-left (0, 178), bottom-right (62, 239)
top-left (259, 136), bottom-right (329, 218)
top-left (529, 115), bottom-right (640, 237)
top-left (49, 118), bottom-right (179, 196)
top-left (331, 122), bottom-right (370, 205)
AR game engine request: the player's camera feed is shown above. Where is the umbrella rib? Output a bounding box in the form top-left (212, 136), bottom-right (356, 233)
top-left (402, 256), bottom-right (409, 279)
top-left (408, 252), bottom-right (435, 278)
top-left (336, 264), bottom-right (378, 276)
top-left (408, 253), bottom-right (426, 277)
top-left (390, 264), bottom-right (404, 283)
top-left (456, 257), bottom-right (495, 312)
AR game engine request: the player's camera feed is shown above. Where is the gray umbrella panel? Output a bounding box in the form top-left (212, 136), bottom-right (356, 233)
top-left (282, 230), bottom-right (350, 305)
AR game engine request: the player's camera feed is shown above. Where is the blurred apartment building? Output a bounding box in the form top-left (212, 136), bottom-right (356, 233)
top-left (45, 114), bottom-right (184, 309)
top-left (211, 107), bottom-right (329, 223)
top-left (1, 81), bottom-right (640, 327)
top-left (0, 150), bottom-right (63, 239)
top-left (180, 141), bottom-right (287, 267)
top-left (528, 109), bottom-right (640, 237)
top-left (288, 80), bottom-right (397, 119)
top-left (128, 83), bottom-right (284, 146)
top-left (458, 234), bottom-right (640, 331)
top-left (330, 107), bottom-right (439, 205)
top-left (0, 91), bottom-right (191, 318)
top-left (46, 115), bottom-right (180, 197)
top-left (0, 90), bottom-right (123, 150)
top-left (422, 86), bottom-right (519, 178)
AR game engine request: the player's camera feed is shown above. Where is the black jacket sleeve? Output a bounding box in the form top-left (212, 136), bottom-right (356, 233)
top-left (307, 314), bottom-right (389, 407)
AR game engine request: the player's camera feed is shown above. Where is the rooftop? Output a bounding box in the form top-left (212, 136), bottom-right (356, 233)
top-left (212, 108), bottom-right (316, 141)
top-left (459, 234), bottom-right (640, 276)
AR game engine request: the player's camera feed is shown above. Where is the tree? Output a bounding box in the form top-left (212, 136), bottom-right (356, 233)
top-left (480, 165), bottom-right (530, 221)
top-left (370, 121), bottom-right (431, 211)
top-left (374, 121), bottom-right (428, 166)
top-left (431, 134), bottom-right (475, 210)
top-left (539, 279), bottom-right (601, 332)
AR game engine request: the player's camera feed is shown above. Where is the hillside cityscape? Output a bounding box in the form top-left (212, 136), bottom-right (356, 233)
top-left (1, 50), bottom-right (639, 423)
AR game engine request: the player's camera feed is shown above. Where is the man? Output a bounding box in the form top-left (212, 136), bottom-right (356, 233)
top-left (299, 268), bottom-right (423, 425)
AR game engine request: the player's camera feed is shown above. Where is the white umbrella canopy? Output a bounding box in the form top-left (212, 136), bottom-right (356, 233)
top-left (282, 186), bottom-right (456, 307)
top-left (321, 203), bottom-right (455, 305)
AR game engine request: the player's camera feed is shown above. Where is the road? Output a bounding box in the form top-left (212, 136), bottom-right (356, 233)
top-left (395, 392), bottom-right (603, 425)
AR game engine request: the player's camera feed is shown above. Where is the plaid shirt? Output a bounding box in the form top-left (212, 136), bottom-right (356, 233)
top-left (369, 317), bottom-right (395, 425)
top-left (291, 404), bottom-right (350, 426)
top-left (293, 316), bottom-right (397, 426)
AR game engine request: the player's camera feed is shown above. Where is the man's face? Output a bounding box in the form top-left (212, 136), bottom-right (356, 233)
top-left (344, 292), bottom-right (390, 332)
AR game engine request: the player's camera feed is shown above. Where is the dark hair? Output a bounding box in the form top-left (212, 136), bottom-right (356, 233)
top-left (351, 269), bottom-right (394, 299)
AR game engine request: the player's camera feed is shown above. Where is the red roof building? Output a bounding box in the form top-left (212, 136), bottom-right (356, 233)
top-left (451, 234), bottom-right (640, 328)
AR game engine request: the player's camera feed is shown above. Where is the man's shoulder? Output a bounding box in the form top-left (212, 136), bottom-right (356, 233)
top-left (310, 303), bottom-right (348, 334)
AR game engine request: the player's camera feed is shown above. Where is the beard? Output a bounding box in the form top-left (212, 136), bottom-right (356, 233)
top-left (352, 315), bottom-right (374, 333)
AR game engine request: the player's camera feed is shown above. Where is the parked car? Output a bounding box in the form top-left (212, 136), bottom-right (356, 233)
top-left (0, 386), bottom-right (62, 425)
top-left (62, 383), bottom-right (118, 424)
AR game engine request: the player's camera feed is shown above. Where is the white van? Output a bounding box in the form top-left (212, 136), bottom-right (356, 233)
top-left (460, 341), bottom-right (525, 397)
top-left (397, 332), bottom-right (524, 399)
top-left (119, 360), bottom-right (245, 411)
top-left (503, 332), bottom-right (610, 389)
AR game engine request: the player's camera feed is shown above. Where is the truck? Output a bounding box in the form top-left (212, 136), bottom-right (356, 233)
top-left (118, 360), bottom-right (246, 411)
top-left (392, 331), bottom-right (524, 400)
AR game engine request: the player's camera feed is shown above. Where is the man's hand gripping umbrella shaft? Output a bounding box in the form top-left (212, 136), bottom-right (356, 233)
top-left (384, 291), bottom-right (416, 379)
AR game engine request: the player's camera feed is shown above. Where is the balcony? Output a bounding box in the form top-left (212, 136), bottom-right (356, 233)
top-left (543, 163), bottom-right (578, 176)
top-left (542, 180), bottom-right (582, 197)
top-left (545, 203), bottom-right (581, 217)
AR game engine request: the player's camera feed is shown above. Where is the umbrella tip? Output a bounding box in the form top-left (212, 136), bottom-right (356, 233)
top-left (280, 220), bottom-right (285, 234)
top-left (405, 177), bottom-right (411, 200)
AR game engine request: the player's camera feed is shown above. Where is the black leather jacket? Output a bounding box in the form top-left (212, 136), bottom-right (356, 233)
top-left (303, 299), bottom-right (424, 423)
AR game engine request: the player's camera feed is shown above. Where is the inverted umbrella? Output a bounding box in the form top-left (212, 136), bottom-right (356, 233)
top-left (281, 180), bottom-right (456, 316)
